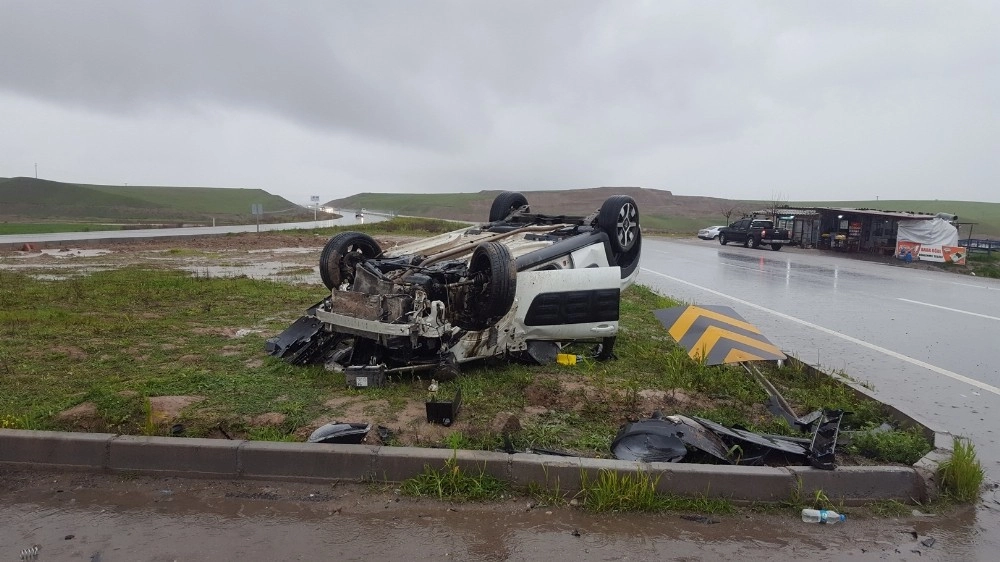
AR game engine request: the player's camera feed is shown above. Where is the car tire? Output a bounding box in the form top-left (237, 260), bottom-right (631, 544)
top-left (489, 192), bottom-right (529, 222)
top-left (749, 236), bottom-right (760, 249)
top-left (713, 235), bottom-right (719, 240)
top-left (319, 232), bottom-right (381, 290)
top-left (598, 195), bottom-right (640, 254)
top-left (771, 244), bottom-right (782, 251)
top-left (719, 234), bottom-right (727, 245)
top-left (597, 195), bottom-right (642, 278)
top-left (455, 241), bottom-right (517, 331)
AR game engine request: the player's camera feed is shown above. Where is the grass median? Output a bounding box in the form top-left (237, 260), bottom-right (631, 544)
top-left (0, 243), bottom-right (928, 467)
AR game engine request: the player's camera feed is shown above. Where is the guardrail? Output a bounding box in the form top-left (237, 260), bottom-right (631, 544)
top-left (959, 238), bottom-right (999, 255)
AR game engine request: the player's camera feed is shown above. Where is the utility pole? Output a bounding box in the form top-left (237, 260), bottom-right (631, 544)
top-left (34, 163), bottom-right (37, 178)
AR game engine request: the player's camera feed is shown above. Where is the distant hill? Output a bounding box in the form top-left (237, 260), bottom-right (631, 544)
top-left (329, 187), bottom-right (762, 234)
top-left (0, 177), bottom-right (305, 224)
top-left (330, 188), bottom-right (1000, 238)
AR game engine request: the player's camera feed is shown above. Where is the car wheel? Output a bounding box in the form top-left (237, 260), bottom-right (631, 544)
top-left (749, 236), bottom-right (760, 249)
top-left (319, 232), bottom-right (381, 290)
top-left (489, 191), bottom-right (529, 222)
top-left (719, 234), bottom-right (727, 245)
top-left (597, 195), bottom-right (642, 278)
top-left (598, 195), bottom-right (640, 254)
top-left (455, 241), bottom-right (517, 331)
top-left (743, 237), bottom-right (750, 248)
top-left (771, 243), bottom-right (782, 251)
top-left (713, 235), bottom-right (719, 240)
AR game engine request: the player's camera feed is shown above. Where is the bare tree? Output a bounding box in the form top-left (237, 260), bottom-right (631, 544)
top-left (766, 191), bottom-right (789, 222)
top-left (719, 202), bottom-right (741, 224)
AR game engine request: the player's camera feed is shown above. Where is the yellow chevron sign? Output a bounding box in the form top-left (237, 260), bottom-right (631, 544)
top-left (653, 305), bottom-right (786, 366)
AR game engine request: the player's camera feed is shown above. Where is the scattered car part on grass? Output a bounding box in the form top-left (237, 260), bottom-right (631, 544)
top-left (610, 415), bottom-right (689, 463)
top-left (610, 410), bottom-right (847, 468)
top-left (808, 409), bottom-right (846, 470)
top-left (307, 422), bottom-right (371, 444)
top-left (267, 192), bottom-right (642, 381)
top-left (426, 387), bottom-right (462, 426)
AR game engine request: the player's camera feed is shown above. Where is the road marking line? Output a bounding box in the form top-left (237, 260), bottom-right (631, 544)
top-left (897, 298), bottom-right (1000, 321)
top-left (640, 267), bottom-right (1000, 397)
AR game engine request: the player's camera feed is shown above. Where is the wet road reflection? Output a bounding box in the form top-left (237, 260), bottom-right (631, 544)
top-left (640, 237), bottom-right (1000, 556)
top-left (1, 471), bottom-right (992, 561)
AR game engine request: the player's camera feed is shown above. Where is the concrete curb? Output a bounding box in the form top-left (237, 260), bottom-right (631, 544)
top-left (0, 428), bottom-right (930, 504)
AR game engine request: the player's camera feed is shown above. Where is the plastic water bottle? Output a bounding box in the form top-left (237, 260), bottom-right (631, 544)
top-left (801, 508), bottom-right (845, 524)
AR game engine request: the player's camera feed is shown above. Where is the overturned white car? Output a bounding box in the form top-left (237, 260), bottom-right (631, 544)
top-left (266, 192), bottom-right (641, 383)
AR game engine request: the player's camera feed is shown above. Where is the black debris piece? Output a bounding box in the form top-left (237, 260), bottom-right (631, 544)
top-left (610, 413), bottom-right (733, 464)
top-left (611, 417), bottom-right (688, 463)
top-left (265, 308), bottom-right (336, 365)
top-left (692, 416), bottom-right (809, 465)
top-left (809, 409), bottom-right (846, 470)
top-left (426, 388), bottom-right (462, 426)
top-left (308, 422), bottom-right (371, 444)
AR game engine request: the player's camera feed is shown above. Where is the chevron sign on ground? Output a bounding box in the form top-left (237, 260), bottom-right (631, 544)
top-left (653, 305), bottom-right (786, 366)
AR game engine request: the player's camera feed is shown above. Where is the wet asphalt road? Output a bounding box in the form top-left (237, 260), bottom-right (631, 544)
top-left (638, 237), bottom-right (1000, 483)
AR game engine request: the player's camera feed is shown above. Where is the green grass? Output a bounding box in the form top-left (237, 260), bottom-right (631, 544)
top-left (967, 253), bottom-right (1000, 278)
top-left (642, 215), bottom-right (723, 236)
top-left (845, 425), bottom-right (931, 464)
top-left (400, 454), bottom-right (509, 501)
top-left (579, 469), bottom-right (734, 514)
top-left (938, 437), bottom-right (985, 502)
top-left (0, 177), bottom-right (300, 222)
top-left (87, 184), bottom-right (294, 215)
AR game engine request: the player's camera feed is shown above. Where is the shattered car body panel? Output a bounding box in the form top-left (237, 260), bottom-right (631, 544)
top-left (267, 193), bottom-right (642, 377)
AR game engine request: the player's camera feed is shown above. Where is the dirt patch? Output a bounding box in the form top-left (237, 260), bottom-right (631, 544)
top-left (149, 396), bottom-right (205, 425)
top-left (51, 346), bottom-right (88, 361)
top-left (248, 412), bottom-right (286, 426)
top-left (55, 402), bottom-right (99, 431)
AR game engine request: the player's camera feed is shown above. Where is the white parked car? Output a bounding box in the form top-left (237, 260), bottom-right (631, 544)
top-left (697, 225), bottom-right (726, 240)
top-left (267, 192), bottom-right (642, 380)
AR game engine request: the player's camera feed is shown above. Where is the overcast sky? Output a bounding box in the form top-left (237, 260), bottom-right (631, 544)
top-left (2, 1), bottom-right (998, 204)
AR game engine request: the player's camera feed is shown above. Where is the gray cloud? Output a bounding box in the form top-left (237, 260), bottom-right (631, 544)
top-left (1, 0), bottom-right (998, 203)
